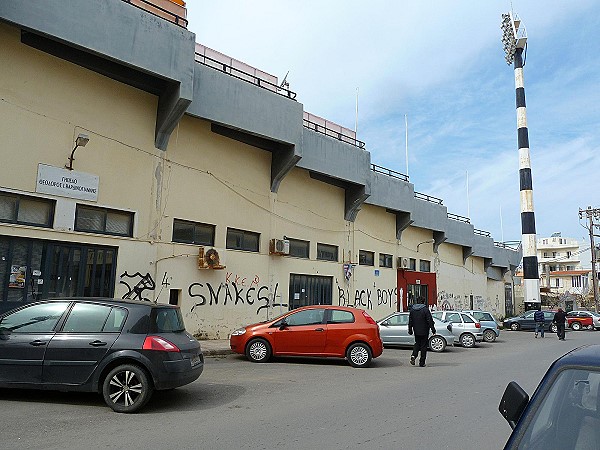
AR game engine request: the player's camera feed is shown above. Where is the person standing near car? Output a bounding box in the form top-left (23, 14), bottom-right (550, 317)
top-left (408, 298), bottom-right (436, 367)
top-left (534, 308), bottom-right (545, 338)
top-left (553, 307), bottom-right (567, 340)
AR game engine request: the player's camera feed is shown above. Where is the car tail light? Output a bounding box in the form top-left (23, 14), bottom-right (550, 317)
top-left (143, 336), bottom-right (180, 352)
top-left (362, 311), bottom-right (377, 325)
top-left (475, 322), bottom-right (481, 328)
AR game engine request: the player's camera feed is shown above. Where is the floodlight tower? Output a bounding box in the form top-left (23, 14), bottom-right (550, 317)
top-left (501, 12), bottom-right (540, 311)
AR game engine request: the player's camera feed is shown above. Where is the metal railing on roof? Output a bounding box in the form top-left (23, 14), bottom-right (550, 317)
top-left (414, 191), bottom-right (443, 205)
top-left (370, 164), bottom-right (409, 182)
top-left (474, 228), bottom-right (492, 237)
top-left (494, 241), bottom-right (522, 251)
top-left (194, 52), bottom-right (297, 100)
top-left (447, 212), bottom-right (470, 223)
top-left (303, 118), bottom-right (365, 149)
top-left (122, 0), bottom-right (188, 28)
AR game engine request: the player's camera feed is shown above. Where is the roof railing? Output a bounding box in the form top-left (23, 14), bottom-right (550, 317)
top-left (447, 212), bottom-right (470, 223)
top-left (474, 228), bottom-right (492, 238)
top-left (370, 164), bottom-right (409, 182)
top-left (414, 191), bottom-right (443, 205)
top-left (194, 52), bottom-right (297, 100)
top-left (121, 0), bottom-right (188, 28)
top-left (303, 118), bottom-right (365, 148)
top-left (495, 241), bottom-right (522, 251)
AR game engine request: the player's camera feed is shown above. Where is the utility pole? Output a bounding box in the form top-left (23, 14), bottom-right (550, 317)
top-left (579, 207), bottom-right (600, 311)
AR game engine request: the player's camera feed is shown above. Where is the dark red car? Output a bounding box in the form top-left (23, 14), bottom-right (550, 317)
top-left (230, 305), bottom-right (383, 368)
top-left (566, 310), bottom-right (600, 331)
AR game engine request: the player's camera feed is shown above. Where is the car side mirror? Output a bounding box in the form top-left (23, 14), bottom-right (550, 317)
top-left (0, 326), bottom-right (11, 340)
top-left (381, 321), bottom-right (389, 327)
top-left (499, 381), bottom-right (529, 429)
top-left (279, 320), bottom-right (288, 331)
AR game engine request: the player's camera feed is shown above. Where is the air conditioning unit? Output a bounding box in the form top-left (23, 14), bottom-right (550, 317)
top-left (397, 257), bottom-right (410, 269)
top-left (270, 238), bottom-right (290, 255)
top-left (198, 247), bottom-right (226, 270)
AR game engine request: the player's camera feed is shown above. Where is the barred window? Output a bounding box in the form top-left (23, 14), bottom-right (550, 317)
top-left (359, 250), bottom-right (375, 266)
top-left (317, 243), bottom-right (338, 262)
top-left (0, 192), bottom-right (54, 227)
top-left (75, 205), bottom-right (133, 237)
top-left (288, 238), bottom-right (309, 258)
top-left (172, 219), bottom-right (215, 245)
top-left (379, 253), bottom-right (393, 268)
top-left (226, 228), bottom-right (259, 252)
top-left (419, 260), bottom-right (431, 272)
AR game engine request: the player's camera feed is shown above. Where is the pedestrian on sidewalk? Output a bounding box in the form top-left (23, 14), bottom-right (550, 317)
top-left (553, 308), bottom-right (567, 340)
top-left (408, 297), bottom-right (436, 367)
top-left (534, 308), bottom-right (545, 338)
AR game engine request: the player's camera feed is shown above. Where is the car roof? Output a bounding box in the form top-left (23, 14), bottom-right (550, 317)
top-left (33, 297), bottom-right (178, 309)
top-left (292, 305), bottom-right (363, 312)
top-left (552, 345), bottom-right (600, 370)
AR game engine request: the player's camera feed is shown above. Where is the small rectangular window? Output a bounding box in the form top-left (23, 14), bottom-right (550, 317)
top-left (172, 219), bottom-right (215, 245)
top-left (409, 258), bottom-right (417, 271)
top-left (359, 250), bottom-right (374, 266)
top-left (317, 243), bottom-right (338, 262)
top-left (379, 253), bottom-right (393, 268)
top-left (419, 260), bottom-right (431, 272)
top-left (75, 205), bottom-right (133, 237)
top-left (0, 191), bottom-right (54, 227)
top-left (288, 238), bottom-right (309, 258)
top-left (226, 227), bottom-right (259, 252)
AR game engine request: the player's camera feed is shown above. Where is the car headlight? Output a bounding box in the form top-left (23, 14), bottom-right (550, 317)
top-left (231, 328), bottom-right (247, 336)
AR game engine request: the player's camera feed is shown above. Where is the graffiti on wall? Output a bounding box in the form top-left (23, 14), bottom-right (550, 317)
top-left (336, 279), bottom-right (397, 310)
top-left (120, 271), bottom-right (156, 301)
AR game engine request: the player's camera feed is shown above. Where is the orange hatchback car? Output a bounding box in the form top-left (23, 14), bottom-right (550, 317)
top-left (230, 305), bottom-right (383, 368)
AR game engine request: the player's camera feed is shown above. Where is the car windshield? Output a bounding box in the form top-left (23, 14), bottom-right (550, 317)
top-left (151, 308), bottom-right (186, 333)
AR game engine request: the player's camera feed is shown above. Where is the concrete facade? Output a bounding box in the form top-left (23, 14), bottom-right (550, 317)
top-left (0, 1), bottom-right (520, 337)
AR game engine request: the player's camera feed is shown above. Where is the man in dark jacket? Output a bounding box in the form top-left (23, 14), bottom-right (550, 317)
top-left (408, 299), bottom-right (436, 367)
top-left (553, 308), bottom-right (567, 340)
top-left (534, 308), bottom-right (545, 338)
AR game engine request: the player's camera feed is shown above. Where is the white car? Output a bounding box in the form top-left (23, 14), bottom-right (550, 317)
top-left (377, 312), bottom-right (455, 352)
top-left (431, 311), bottom-right (483, 348)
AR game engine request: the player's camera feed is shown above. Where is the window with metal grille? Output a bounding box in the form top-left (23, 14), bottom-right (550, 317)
top-left (317, 243), bottom-right (338, 262)
top-left (409, 258), bottom-right (417, 271)
top-left (379, 253), bottom-right (393, 268)
top-left (75, 205), bottom-right (133, 237)
top-left (288, 238), bottom-right (309, 258)
top-left (419, 260), bottom-right (431, 272)
top-left (172, 219), bottom-right (215, 245)
top-left (226, 227), bottom-right (259, 252)
top-left (359, 250), bottom-right (374, 266)
top-left (0, 191), bottom-right (54, 227)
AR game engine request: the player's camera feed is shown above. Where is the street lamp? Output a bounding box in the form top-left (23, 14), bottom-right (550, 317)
top-left (65, 133), bottom-right (90, 171)
top-left (501, 12), bottom-right (540, 311)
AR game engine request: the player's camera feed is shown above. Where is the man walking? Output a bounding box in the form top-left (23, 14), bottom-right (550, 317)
top-left (408, 298), bottom-right (436, 367)
top-left (553, 307), bottom-right (567, 340)
top-left (534, 308), bottom-right (545, 338)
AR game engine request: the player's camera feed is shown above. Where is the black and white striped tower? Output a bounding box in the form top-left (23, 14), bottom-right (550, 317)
top-left (501, 12), bottom-right (540, 310)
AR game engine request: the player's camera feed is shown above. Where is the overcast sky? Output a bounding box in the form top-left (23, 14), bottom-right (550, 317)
top-left (185, 1), bottom-right (600, 262)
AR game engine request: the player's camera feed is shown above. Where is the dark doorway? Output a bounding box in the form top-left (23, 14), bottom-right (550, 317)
top-left (407, 284), bottom-right (429, 309)
top-left (504, 283), bottom-right (514, 317)
top-left (288, 274), bottom-right (333, 310)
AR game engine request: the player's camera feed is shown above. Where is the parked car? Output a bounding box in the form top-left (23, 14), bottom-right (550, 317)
top-left (431, 311), bottom-right (483, 347)
top-left (377, 312), bottom-right (455, 352)
top-left (229, 305), bottom-right (383, 368)
top-left (567, 310), bottom-right (600, 331)
top-left (0, 298), bottom-right (204, 413)
top-left (499, 344), bottom-right (600, 449)
top-left (503, 310), bottom-right (560, 333)
top-left (462, 310), bottom-right (500, 342)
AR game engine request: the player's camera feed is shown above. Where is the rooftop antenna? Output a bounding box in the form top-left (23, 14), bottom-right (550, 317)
top-left (500, 205), bottom-right (504, 242)
top-left (279, 71), bottom-right (289, 90)
top-left (355, 87), bottom-right (359, 135)
top-left (466, 170), bottom-right (470, 218)
top-left (405, 114), bottom-right (409, 176)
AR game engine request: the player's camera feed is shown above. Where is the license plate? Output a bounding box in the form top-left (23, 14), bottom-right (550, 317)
top-left (191, 355), bottom-right (201, 366)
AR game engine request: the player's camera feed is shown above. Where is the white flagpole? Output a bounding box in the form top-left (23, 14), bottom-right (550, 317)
top-left (355, 87), bottom-right (359, 135)
top-left (405, 114), bottom-right (409, 176)
top-left (466, 170), bottom-right (470, 218)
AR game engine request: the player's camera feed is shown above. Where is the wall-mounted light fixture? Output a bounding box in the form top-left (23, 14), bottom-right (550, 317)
top-left (416, 239), bottom-right (435, 252)
top-left (65, 133), bottom-right (90, 171)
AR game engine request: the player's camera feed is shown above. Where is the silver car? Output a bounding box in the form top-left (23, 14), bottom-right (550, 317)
top-left (462, 310), bottom-right (500, 342)
top-left (377, 312), bottom-right (455, 352)
top-left (431, 311), bottom-right (483, 348)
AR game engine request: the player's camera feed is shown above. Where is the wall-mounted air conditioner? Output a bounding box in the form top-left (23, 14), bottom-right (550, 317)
top-left (198, 247), bottom-right (226, 269)
top-left (397, 256), bottom-right (410, 269)
top-left (270, 238), bottom-right (290, 255)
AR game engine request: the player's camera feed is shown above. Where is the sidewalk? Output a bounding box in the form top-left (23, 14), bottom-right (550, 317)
top-left (199, 339), bottom-right (233, 357)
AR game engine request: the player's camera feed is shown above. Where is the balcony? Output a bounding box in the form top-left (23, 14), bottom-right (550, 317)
top-left (303, 112), bottom-right (365, 149)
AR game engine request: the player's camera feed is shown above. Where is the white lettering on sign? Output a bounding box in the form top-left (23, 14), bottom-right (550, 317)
top-left (36, 164), bottom-right (99, 201)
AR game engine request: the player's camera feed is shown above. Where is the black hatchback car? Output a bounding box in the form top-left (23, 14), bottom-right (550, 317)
top-left (0, 298), bottom-right (203, 413)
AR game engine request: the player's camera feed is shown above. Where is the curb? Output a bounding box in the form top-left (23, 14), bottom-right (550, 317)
top-left (202, 348), bottom-right (234, 357)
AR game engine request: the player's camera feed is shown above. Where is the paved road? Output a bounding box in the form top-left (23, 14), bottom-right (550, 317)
top-left (1, 329), bottom-right (598, 449)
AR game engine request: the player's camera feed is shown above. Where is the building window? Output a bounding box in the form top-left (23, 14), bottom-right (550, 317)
top-left (543, 252), bottom-right (548, 258)
top-left (567, 251), bottom-right (572, 258)
top-left (552, 252), bottom-right (557, 258)
top-left (379, 253), bottom-right (393, 268)
top-left (359, 250), bottom-right (375, 266)
top-left (226, 228), bottom-right (259, 252)
top-left (75, 205), bottom-right (133, 237)
top-left (409, 258), bottom-right (417, 271)
top-left (419, 260), bottom-right (431, 272)
top-left (0, 191), bottom-right (54, 228)
top-left (572, 276), bottom-right (582, 288)
top-left (554, 278), bottom-right (560, 288)
top-left (288, 238), bottom-right (309, 258)
top-left (317, 243), bottom-right (338, 262)
top-left (172, 219), bottom-right (215, 245)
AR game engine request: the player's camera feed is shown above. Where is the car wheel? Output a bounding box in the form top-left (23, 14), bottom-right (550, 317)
top-left (587, 325), bottom-right (595, 331)
top-left (102, 364), bottom-right (153, 413)
top-left (428, 335), bottom-right (446, 353)
top-left (460, 333), bottom-right (476, 348)
top-left (550, 323), bottom-right (558, 333)
top-left (246, 338), bottom-right (272, 363)
top-left (483, 329), bottom-right (497, 342)
top-left (571, 321), bottom-right (582, 331)
top-left (510, 323), bottom-right (520, 331)
top-left (346, 342), bottom-right (372, 368)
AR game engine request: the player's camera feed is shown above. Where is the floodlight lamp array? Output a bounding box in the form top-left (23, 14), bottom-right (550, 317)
top-left (500, 13), bottom-right (517, 65)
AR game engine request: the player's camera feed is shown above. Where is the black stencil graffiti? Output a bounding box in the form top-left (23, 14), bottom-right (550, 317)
top-left (336, 280), bottom-right (396, 310)
top-left (120, 271), bottom-right (156, 302)
top-left (189, 281), bottom-right (286, 314)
